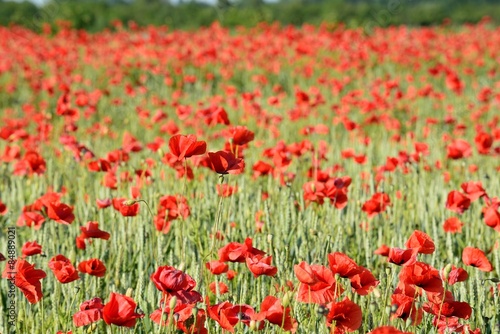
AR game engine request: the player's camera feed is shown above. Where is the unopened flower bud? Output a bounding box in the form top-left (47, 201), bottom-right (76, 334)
top-left (125, 288), bottom-right (133, 297)
top-left (169, 296), bottom-right (177, 310)
top-left (282, 291), bottom-right (293, 308)
top-left (123, 199), bottom-right (137, 206)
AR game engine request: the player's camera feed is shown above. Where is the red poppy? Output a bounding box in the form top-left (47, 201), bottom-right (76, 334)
top-left (294, 262), bottom-right (343, 304)
top-left (443, 217), bottom-right (464, 233)
top-left (484, 203), bottom-right (500, 232)
top-left (118, 200), bottom-right (140, 217)
top-left (405, 230), bottom-right (435, 254)
top-left (17, 211), bottom-right (45, 229)
top-left (461, 181), bottom-right (487, 201)
top-left (13, 150), bottom-right (46, 175)
top-left (325, 298), bottom-right (362, 333)
top-left (254, 296), bottom-right (297, 332)
top-left (21, 241), bottom-right (42, 257)
top-left (49, 254), bottom-right (80, 283)
top-left (78, 258), bottom-right (107, 277)
top-left (328, 252), bottom-right (361, 278)
top-left (208, 151), bottom-right (245, 175)
top-left (102, 292), bottom-right (144, 327)
top-left (362, 192), bottom-right (391, 218)
top-left (207, 301), bottom-right (254, 332)
top-left (245, 255), bottom-right (278, 278)
top-left (349, 267), bottom-right (379, 295)
top-left (150, 265), bottom-right (202, 303)
top-left (96, 198), bottom-right (112, 209)
top-left (47, 202), bottom-right (75, 225)
top-left (446, 139), bottom-right (472, 159)
top-left (218, 237), bottom-right (266, 263)
top-left (0, 200), bottom-right (7, 215)
top-left (442, 265), bottom-right (468, 285)
top-left (205, 260), bottom-right (229, 275)
top-left (462, 247), bottom-right (493, 272)
top-left (399, 262), bottom-right (444, 293)
top-left (390, 290), bottom-right (423, 325)
top-left (388, 248), bottom-right (419, 266)
top-left (474, 131), bottom-right (493, 154)
top-left (374, 244), bottom-right (390, 257)
top-left (168, 134), bottom-right (206, 161)
top-left (73, 297), bottom-right (103, 327)
top-left (423, 291), bottom-right (472, 319)
top-left (209, 281), bottom-right (229, 294)
top-left (80, 221), bottom-right (110, 240)
top-left (445, 191), bottom-right (471, 214)
top-left (226, 125), bottom-right (255, 146)
top-left (2, 258), bottom-right (46, 304)
top-left (216, 184), bottom-right (238, 197)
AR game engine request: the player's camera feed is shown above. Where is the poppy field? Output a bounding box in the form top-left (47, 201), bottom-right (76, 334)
top-left (0, 21), bottom-right (500, 334)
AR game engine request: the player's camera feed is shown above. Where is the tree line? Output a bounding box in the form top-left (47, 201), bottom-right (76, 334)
top-left (1, 0), bottom-right (499, 32)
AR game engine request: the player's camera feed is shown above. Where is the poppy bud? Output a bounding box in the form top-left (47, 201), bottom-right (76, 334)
top-left (249, 320), bottom-right (257, 331)
top-left (267, 234), bottom-right (273, 243)
top-left (282, 291), bottom-right (292, 308)
top-left (169, 296), bottom-right (177, 310)
top-left (125, 288), bottom-right (133, 297)
top-left (441, 263), bottom-right (453, 282)
top-left (192, 306), bottom-right (198, 317)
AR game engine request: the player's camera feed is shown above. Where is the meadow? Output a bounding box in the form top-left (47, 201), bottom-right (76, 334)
top-left (0, 21), bottom-right (499, 333)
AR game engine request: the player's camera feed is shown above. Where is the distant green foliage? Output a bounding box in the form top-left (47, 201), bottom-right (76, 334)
top-left (0, 0), bottom-right (499, 31)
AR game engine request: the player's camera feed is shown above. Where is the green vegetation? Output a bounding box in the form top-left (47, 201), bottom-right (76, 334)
top-left (0, 0), bottom-right (499, 31)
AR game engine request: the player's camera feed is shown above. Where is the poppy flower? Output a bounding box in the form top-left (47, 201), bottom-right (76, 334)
top-left (462, 247), bottom-right (493, 272)
top-left (102, 292), bottom-right (144, 327)
top-left (349, 267), bottom-right (379, 295)
top-left (445, 191), bottom-right (471, 214)
top-left (49, 255), bottom-right (80, 283)
top-left (118, 200), bottom-right (140, 217)
top-left (13, 150), bottom-right (46, 175)
top-left (474, 131), bottom-right (493, 154)
top-left (328, 252), bottom-right (361, 278)
top-left (208, 151), bottom-right (245, 175)
top-left (399, 262), bottom-right (444, 293)
top-left (294, 262), bottom-right (343, 304)
top-left (2, 258), bottom-right (46, 304)
top-left (442, 265), bottom-right (468, 285)
top-left (484, 203), bottom-right (500, 232)
top-left (21, 241), bottom-right (42, 257)
top-left (73, 297), bottom-right (104, 327)
top-left (207, 301), bottom-right (254, 332)
top-left (209, 281), bottom-right (229, 294)
top-left (388, 247), bottom-right (418, 266)
top-left (446, 139), bottom-right (472, 159)
top-left (96, 198), bottom-right (112, 209)
top-left (423, 292), bottom-right (472, 319)
top-left (205, 260), bottom-right (229, 275)
top-left (17, 211), bottom-right (45, 229)
top-left (150, 265), bottom-right (202, 303)
top-left (325, 298), bottom-right (362, 332)
top-left (405, 230), bottom-right (435, 254)
top-left (374, 244), bottom-right (390, 257)
top-left (227, 125), bottom-right (255, 146)
top-left (168, 134), bottom-right (206, 161)
top-left (80, 221), bottom-right (110, 240)
top-left (78, 258), bottom-right (107, 277)
top-left (0, 200), bottom-right (7, 215)
top-left (46, 202), bottom-right (75, 225)
top-left (245, 255), bottom-right (278, 278)
top-left (390, 291), bottom-right (423, 325)
top-left (218, 238), bottom-right (266, 263)
top-left (362, 192), bottom-right (391, 218)
top-left (443, 217), bottom-right (464, 233)
top-left (461, 181), bottom-right (487, 202)
top-left (216, 184), bottom-right (238, 197)
top-left (254, 296), bottom-right (297, 332)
